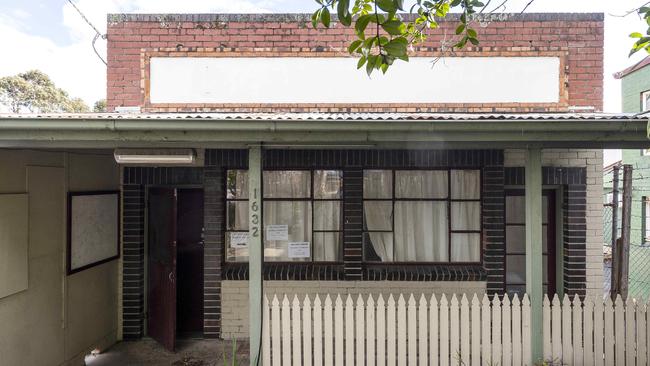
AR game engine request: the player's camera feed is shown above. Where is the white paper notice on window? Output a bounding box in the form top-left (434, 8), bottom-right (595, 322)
top-left (266, 225), bottom-right (289, 241)
top-left (288, 242), bottom-right (310, 259)
top-left (230, 232), bottom-right (249, 248)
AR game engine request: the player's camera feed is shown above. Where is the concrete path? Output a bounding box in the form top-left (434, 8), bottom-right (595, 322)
top-left (84, 338), bottom-right (250, 366)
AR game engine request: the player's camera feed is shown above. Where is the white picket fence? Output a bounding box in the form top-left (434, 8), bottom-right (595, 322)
top-left (262, 293), bottom-right (650, 366)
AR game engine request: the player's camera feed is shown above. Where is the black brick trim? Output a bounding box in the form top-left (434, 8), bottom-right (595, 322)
top-left (121, 166), bottom-right (211, 340)
top-left (504, 167), bottom-right (587, 186)
top-left (483, 166), bottom-right (505, 295)
top-left (223, 263), bottom-right (345, 280)
top-left (503, 167), bottom-right (588, 297)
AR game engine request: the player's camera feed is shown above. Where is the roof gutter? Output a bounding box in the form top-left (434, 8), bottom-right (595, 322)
top-left (0, 117), bottom-right (647, 149)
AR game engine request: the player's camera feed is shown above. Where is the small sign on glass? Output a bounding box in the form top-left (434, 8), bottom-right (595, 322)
top-left (266, 225), bottom-right (289, 241)
top-left (230, 232), bottom-right (249, 248)
top-left (288, 242), bottom-right (310, 259)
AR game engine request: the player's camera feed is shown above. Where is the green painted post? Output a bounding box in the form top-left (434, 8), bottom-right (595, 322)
top-left (525, 148), bottom-right (544, 364)
top-left (248, 146), bottom-right (263, 365)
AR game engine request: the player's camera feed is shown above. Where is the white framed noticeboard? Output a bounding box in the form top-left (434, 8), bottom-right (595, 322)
top-left (67, 191), bottom-right (120, 274)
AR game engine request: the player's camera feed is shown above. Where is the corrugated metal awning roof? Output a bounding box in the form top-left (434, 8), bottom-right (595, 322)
top-left (0, 112), bottom-right (647, 149)
top-left (0, 112), bottom-right (645, 121)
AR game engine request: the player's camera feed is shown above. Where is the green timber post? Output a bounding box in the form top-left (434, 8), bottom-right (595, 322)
top-left (525, 148), bottom-right (544, 364)
top-left (248, 146), bottom-right (263, 365)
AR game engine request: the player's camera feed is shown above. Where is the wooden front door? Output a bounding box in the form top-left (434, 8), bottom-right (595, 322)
top-left (176, 188), bottom-right (204, 336)
top-left (147, 187), bottom-right (178, 351)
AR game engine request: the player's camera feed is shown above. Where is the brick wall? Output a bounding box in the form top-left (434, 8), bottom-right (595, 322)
top-left (221, 280), bottom-right (486, 338)
top-left (504, 149), bottom-right (604, 296)
top-left (106, 13), bottom-right (604, 113)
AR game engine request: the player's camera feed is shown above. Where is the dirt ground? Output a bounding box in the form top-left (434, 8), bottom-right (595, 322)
top-left (84, 338), bottom-right (251, 366)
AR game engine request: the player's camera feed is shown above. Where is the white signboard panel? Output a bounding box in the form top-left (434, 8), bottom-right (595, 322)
top-left (288, 242), bottom-right (310, 259)
top-left (150, 56), bottom-right (560, 104)
top-left (266, 225), bottom-right (289, 241)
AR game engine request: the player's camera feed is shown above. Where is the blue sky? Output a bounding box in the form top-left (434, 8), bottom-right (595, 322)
top-left (0, 0), bottom-right (647, 124)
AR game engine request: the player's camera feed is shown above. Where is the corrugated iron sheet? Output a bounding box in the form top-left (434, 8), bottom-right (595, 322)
top-left (0, 112), bottom-right (645, 121)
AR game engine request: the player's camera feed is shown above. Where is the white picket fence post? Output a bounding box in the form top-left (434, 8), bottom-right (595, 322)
top-left (263, 292), bottom-right (650, 366)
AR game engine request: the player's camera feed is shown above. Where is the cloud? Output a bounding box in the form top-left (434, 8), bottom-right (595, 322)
top-left (1, 0), bottom-right (648, 111)
top-left (0, 0), bottom-right (277, 106)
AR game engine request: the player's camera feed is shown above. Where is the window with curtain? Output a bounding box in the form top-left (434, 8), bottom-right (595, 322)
top-left (362, 169), bottom-right (481, 263)
top-left (224, 169), bottom-right (342, 262)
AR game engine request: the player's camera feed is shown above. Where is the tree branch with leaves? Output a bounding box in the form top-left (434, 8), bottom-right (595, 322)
top-left (630, 4), bottom-right (650, 56)
top-left (314, 0), bottom-right (650, 75)
top-left (312, 0), bottom-right (513, 75)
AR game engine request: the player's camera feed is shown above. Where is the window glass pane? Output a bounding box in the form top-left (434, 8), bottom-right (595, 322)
top-left (363, 170), bottom-right (392, 199)
top-left (226, 170), bottom-right (248, 199)
top-left (226, 201), bottom-right (248, 230)
top-left (395, 170), bottom-right (447, 199)
top-left (451, 202), bottom-right (481, 231)
top-left (314, 170), bottom-right (342, 199)
top-left (226, 233), bottom-right (248, 262)
top-left (450, 170), bottom-right (480, 199)
top-left (363, 232), bottom-right (394, 262)
top-left (506, 285), bottom-right (526, 298)
top-left (506, 255), bottom-right (526, 284)
top-left (263, 171), bottom-right (310, 198)
top-left (506, 196), bottom-right (525, 224)
top-left (314, 201), bottom-right (340, 231)
top-left (394, 201), bottom-right (448, 261)
top-left (506, 225), bottom-right (525, 253)
top-left (451, 233), bottom-right (480, 262)
top-left (263, 201), bottom-right (311, 262)
top-left (314, 232), bottom-right (340, 261)
top-left (363, 201), bottom-right (393, 231)
top-left (507, 225), bottom-right (549, 253)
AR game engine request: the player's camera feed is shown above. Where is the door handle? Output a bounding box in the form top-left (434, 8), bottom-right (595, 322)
top-left (169, 271), bottom-right (175, 282)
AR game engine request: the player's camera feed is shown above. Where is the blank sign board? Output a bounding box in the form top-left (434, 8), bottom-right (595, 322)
top-left (149, 56), bottom-right (561, 104)
top-left (68, 191), bottom-right (120, 274)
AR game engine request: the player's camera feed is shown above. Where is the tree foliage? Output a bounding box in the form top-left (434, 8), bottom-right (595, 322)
top-left (0, 70), bottom-right (89, 113)
top-left (93, 99), bottom-right (107, 112)
top-left (312, 0), bottom-right (515, 75)
top-left (313, 1), bottom-right (650, 74)
top-left (630, 6), bottom-right (650, 56)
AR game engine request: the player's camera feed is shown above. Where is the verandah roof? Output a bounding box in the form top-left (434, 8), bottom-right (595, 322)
top-left (0, 112), bottom-right (647, 149)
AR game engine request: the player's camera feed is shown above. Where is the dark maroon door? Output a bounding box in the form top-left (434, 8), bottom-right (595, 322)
top-left (147, 187), bottom-right (177, 351)
top-left (176, 188), bottom-right (204, 336)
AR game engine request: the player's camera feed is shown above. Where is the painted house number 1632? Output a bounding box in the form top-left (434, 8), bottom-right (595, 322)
top-left (250, 188), bottom-right (260, 237)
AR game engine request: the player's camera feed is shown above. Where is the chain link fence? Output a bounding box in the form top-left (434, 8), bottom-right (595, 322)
top-left (603, 165), bottom-right (650, 299)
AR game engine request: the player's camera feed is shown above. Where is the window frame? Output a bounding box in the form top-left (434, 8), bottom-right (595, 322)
top-left (224, 168), bottom-right (344, 264)
top-left (362, 168), bottom-right (483, 265)
top-left (642, 89), bottom-right (650, 112)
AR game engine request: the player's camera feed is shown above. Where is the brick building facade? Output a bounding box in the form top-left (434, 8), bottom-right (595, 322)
top-left (105, 13), bottom-right (605, 340)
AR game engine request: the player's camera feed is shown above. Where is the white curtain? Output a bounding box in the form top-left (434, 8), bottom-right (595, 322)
top-left (364, 201), bottom-right (394, 261)
top-left (363, 169), bottom-right (481, 262)
top-left (263, 171), bottom-right (311, 261)
top-left (451, 170), bottom-right (480, 199)
top-left (313, 200), bottom-right (340, 261)
top-left (395, 201), bottom-right (448, 261)
top-left (395, 170), bottom-right (447, 198)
